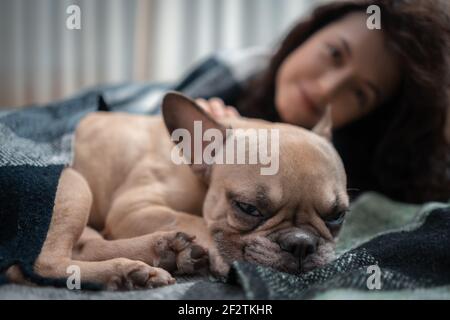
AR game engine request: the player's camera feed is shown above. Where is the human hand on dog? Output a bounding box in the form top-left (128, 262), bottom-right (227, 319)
top-left (195, 97), bottom-right (240, 119)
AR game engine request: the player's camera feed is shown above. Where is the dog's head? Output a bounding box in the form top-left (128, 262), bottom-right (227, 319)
top-left (162, 92), bottom-right (348, 275)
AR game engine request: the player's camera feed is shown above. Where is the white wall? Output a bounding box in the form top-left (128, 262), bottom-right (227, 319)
top-left (0, 0), bottom-right (317, 107)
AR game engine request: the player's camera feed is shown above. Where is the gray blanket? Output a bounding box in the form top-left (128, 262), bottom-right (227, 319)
top-left (1, 192), bottom-right (449, 300)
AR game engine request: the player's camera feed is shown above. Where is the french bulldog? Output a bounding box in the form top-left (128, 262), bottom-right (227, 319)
top-left (8, 92), bottom-right (348, 290)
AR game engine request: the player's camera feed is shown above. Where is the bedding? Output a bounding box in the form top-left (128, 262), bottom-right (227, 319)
top-left (1, 191), bottom-right (449, 299)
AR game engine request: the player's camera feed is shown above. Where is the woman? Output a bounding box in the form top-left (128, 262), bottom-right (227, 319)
top-left (194, 0), bottom-right (450, 204)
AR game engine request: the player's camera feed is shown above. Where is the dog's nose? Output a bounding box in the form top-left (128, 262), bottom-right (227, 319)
top-left (278, 231), bottom-right (318, 261)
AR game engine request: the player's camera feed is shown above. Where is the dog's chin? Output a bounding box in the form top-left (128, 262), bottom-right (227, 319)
top-left (300, 246), bottom-right (336, 273)
top-left (257, 246), bottom-right (335, 275)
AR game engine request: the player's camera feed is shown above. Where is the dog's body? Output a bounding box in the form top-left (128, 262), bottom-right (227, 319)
top-left (10, 93), bottom-right (348, 290)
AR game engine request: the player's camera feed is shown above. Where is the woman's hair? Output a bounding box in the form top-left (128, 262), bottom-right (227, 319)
top-left (238, 0), bottom-right (450, 203)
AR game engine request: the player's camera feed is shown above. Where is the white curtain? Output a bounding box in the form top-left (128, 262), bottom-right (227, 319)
top-left (0, 0), bottom-right (316, 108)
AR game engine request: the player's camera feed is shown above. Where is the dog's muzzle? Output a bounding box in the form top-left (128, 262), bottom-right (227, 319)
top-left (276, 228), bottom-right (318, 265)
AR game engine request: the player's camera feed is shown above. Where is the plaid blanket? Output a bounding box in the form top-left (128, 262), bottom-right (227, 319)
top-left (0, 48), bottom-right (270, 284)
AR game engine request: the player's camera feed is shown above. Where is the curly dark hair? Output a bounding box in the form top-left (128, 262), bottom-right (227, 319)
top-left (237, 0), bottom-right (450, 203)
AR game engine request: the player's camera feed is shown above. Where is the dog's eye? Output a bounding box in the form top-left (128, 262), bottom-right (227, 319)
top-left (233, 200), bottom-right (262, 218)
top-left (324, 210), bottom-right (347, 227)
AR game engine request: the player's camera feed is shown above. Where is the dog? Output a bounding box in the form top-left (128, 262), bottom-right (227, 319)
top-left (9, 92), bottom-right (348, 290)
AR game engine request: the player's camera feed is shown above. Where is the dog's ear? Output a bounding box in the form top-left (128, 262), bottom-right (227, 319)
top-left (162, 92), bottom-right (227, 180)
top-left (312, 105), bottom-right (332, 141)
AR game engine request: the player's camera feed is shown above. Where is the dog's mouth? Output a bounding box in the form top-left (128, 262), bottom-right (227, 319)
top-left (293, 239), bottom-right (336, 274)
top-left (241, 243), bottom-right (331, 275)
top-left (300, 255), bottom-right (323, 273)
top-left (238, 235), bottom-right (335, 275)
top-left (211, 229), bottom-right (336, 275)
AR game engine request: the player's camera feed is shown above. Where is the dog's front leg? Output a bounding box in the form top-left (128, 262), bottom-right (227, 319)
top-left (76, 205), bottom-right (229, 276)
top-left (73, 225), bottom-right (210, 275)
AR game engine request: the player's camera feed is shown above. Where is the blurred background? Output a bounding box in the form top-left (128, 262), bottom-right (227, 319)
top-left (0, 0), bottom-right (326, 108)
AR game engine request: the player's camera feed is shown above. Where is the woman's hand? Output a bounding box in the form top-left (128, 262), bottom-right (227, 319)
top-left (195, 98), bottom-right (240, 120)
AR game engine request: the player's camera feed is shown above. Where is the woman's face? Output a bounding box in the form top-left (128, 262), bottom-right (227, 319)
top-left (275, 12), bottom-right (401, 129)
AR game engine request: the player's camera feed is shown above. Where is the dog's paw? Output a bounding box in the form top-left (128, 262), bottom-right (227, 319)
top-left (152, 232), bottom-right (209, 275)
top-left (107, 259), bottom-right (175, 290)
